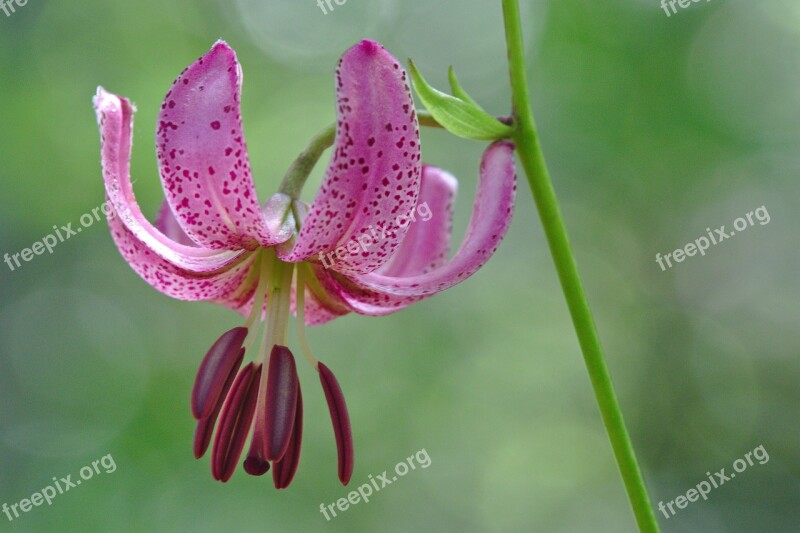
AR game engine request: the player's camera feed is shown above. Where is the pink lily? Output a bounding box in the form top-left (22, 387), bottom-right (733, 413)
top-left (93, 39), bottom-right (516, 487)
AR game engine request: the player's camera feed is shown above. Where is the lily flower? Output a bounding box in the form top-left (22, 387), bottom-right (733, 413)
top-left (93, 39), bottom-right (516, 487)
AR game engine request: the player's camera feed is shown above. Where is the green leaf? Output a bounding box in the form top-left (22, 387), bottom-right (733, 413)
top-left (408, 59), bottom-right (512, 141)
top-left (448, 66), bottom-right (480, 107)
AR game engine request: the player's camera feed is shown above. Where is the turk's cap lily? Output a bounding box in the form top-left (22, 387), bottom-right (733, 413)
top-left (94, 39), bottom-right (516, 321)
top-left (93, 39), bottom-right (516, 486)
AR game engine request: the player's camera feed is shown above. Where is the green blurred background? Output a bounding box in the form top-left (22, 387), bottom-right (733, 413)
top-left (0, 0), bottom-right (798, 531)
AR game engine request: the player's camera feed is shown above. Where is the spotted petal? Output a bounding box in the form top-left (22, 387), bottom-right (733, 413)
top-left (322, 141), bottom-right (516, 312)
top-left (156, 200), bottom-right (197, 247)
top-left (280, 40), bottom-right (421, 274)
top-left (107, 202), bottom-right (256, 301)
top-left (94, 87), bottom-right (243, 273)
top-left (374, 165), bottom-right (457, 278)
top-left (156, 40), bottom-right (293, 250)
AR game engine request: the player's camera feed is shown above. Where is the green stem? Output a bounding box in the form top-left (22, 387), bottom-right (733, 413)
top-left (278, 111), bottom-right (442, 198)
top-left (501, 1), bottom-right (660, 531)
top-left (277, 125), bottom-right (335, 199)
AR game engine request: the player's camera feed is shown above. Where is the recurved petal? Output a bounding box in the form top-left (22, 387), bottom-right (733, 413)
top-left (313, 267), bottom-right (422, 316)
top-left (325, 141), bottom-right (517, 310)
top-left (291, 285), bottom-right (349, 326)
top-left (374, 164), bottom-right (457, 278)
top-left (279, 40), bottom-right (421, 274)
top-left (156, 200), bottom-right (196, 247)
top-left (94, 86), bottom-right (244, 273)
top-left (208, 252), bottom-right (269, 318)
top-left (157, 40), bottom-right (293, 250)
top-left (108, 202), bottom-right (257, 301)
top-left (290, 264), bottom-right (351, 326)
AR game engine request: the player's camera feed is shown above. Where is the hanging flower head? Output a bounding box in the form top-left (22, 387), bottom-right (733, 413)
top-left (93, 39), bottom-right (516, 487)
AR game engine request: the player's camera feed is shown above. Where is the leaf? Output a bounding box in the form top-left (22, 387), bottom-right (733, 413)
top-left (408, 59), bottom-right (512, 141)
top-left (448, 66), bottom-right (480, 107)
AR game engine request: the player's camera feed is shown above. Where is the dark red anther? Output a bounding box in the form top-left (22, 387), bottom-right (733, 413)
top-left (193, 414), bottom-right (218, 460)
top-left (211, 362), bottom-right (261, 482)
top-left (318, 362), bottom-right (354, 485)
top-left (243, 448), bottom-right (271, 476)
top-left (273, 383), bottom-right (303, 489)
top-left (191, 327), bottom-right (248, 419)
top-left (242, 376), bottom-right (269, 476)
top-left (193, 350), bottom-right (242, 459)
top-left (264, 345), bottom-right (299, 462)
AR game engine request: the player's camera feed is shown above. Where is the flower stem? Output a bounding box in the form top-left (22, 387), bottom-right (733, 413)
top-left (501, 1), bottom-right (659, 531)
top-left (277, 125), bottom-right (335, 199)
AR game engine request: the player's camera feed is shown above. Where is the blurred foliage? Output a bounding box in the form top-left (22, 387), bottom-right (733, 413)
top-left (0, 0), bottom-right (798, 531)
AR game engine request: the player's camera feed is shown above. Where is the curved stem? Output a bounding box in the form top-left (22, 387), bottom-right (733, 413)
top-left (277, 125), bottom-right (335, 199)
top-left (278, 111), bottom-right (442, 198)
top-left (501, 1), bottom-right (660, 531)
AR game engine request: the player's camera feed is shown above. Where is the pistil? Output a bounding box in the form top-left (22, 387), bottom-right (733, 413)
top-left (241, 251), bottom-right (270, 350)
top-left (244, 249), bottom-right (295, 474)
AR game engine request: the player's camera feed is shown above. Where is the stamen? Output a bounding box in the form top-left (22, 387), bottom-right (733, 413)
top-left (294, 266), bottom-right (320, 369)
top-left (211, 362), bottom-right (261, 482)
top-left (193, 347), bottom-right (243, 459)
top-left (225, 253), bottom-right (262, 306)
top-left (243, 361), bottom-right (270, 476)
top-left (247, 254), bottom-right (297, 471)
top-left (193, 416), bottom-right (216, 460)
top-left (272, 382), bottom-right (303, 489)
top-left (264, 345), bottom-right (299, 462)
top-left (252, 251), bottom-right (294, 368)
top-left (242, 443), bottom-right (270, 477)
top-left (266, 258), bottom-right (294, 348)
top-left (318, 362), bottom-right (354, 485)
top-left (243, 251), bottom-right (272, 351)
top-left (191, 328), bottom-right (247, 420)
